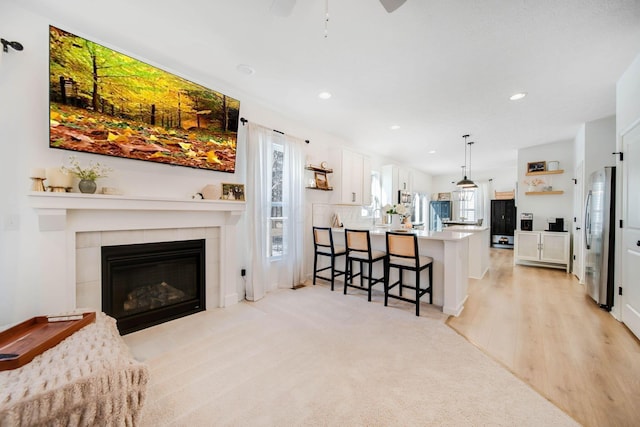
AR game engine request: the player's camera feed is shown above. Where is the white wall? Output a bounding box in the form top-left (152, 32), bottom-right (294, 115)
top-left (585, 115), bottom-right (617, 178)
top-left (617, 54), bottom-right (640, 133)
top-left (516, 140), bottom-right (574, 231)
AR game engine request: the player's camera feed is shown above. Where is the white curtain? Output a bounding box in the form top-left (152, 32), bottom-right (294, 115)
top-left (245, 122), bottom-right (305, 301)
top-left (476, 181), bottom-right (489, 225)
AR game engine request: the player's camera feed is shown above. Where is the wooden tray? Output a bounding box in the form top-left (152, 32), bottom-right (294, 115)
top-left (0, 312), bottom-right (95, 371)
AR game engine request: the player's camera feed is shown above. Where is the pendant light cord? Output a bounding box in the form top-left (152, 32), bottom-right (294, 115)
top-left (324, 0), bottom-right (330, 38)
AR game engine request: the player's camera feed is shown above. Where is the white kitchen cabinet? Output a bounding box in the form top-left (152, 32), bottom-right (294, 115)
top-left (515, 231), bottom-right (570, 272)
top-left (381, 164), bottom-right (412, 205)
top-left (339, 149), bottom-right (371, 205)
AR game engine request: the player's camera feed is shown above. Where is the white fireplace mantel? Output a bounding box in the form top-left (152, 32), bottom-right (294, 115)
top-left (27, 191), bottom-right (246, 315)
top-left (29, 192), bottom-right (245, 232)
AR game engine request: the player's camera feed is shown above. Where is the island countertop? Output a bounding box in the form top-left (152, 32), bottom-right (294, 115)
top-left (333, 227), bottom-right (473, 241)
top-left (441, 224), bottom-right (489, 232)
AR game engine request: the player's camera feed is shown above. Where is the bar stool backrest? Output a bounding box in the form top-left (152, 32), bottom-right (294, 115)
top-left (345, 229), bottom-right (370, 253)
top-left (313, 227), bottom-right (334, 252)
top-left (387, 233), bottom-right (417, 258)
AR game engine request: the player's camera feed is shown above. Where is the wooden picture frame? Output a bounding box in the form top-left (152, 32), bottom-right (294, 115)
top-left (314, 171), bottom-right (329, 189)
top-left (527, 161), bottom-right (546, 173)
top-left (221, 183), bottom-right (245, 201)
top-left (437, 192), bottom-right (451, 201)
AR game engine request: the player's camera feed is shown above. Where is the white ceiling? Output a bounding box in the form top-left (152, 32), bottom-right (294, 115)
top-left (16, 0), bottom-right (640, 176)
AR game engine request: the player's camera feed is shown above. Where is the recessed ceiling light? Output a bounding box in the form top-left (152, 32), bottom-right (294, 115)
top-left (390, 125), bottom-right (400, 130)
top-left (318, 91), bottom-right (332, 100)
top-left (236, 64), bottom-right (255, 75)
top-left (509, 92), bottom-right (527, 101)
top-left (428, 150), bottom-right (436, 154)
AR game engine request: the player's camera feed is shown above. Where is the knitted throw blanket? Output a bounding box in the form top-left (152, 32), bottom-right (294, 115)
top-left (0, 313), bottom-right (148, 426)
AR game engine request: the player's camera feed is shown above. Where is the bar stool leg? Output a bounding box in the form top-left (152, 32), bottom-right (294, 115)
top-left (415, 269), bottom-right (420, 317)
top-left (344, 258), bottom-right (350, 295)
top-left (368, 261), bottom-right (374, 301)
top-left (313, 252), bottom-right (318, 286)
top-left (384, 259), bottom-right (390, 307)
top-left (330, 256), bottom-right (336, 291)
top-left (428, 264), bottom-right (433, 304)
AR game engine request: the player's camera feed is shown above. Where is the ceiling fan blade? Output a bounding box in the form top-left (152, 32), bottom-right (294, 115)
top-left (379, 0), bottom-right (407, 13)
top-left (270, 0), bottom-right (297, 17)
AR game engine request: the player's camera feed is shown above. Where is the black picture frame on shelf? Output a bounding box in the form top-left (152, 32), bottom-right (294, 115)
top-left (527, 161), bottom-right (546, 173)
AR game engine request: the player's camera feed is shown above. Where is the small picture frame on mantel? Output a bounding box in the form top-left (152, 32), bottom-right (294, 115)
top-left (221, 183), bottom-right (245, 201)
top-left (527, 161), bottom-right (546, 173)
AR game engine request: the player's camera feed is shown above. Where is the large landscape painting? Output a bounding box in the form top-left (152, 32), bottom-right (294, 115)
top-left (49, 26), bottom-right (240, 173)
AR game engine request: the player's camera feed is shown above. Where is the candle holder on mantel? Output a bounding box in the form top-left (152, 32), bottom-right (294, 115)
top-left (30, 177), bottom-right (46, 192)
top-left (48, 186), bottom-right (69, 193)
top-left (30, 168), bottom-right (47, 192)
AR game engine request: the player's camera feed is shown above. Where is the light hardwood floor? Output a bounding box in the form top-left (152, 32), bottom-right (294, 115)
top-left (447, 248), bottom-right (640, 427)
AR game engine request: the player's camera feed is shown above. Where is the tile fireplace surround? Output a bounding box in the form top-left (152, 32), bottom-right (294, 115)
top-left (28, 192), bottom-right (245, 317)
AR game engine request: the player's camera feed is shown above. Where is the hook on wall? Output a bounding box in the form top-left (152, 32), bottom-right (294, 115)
top-left (1, 38), bottom-right (24, 53)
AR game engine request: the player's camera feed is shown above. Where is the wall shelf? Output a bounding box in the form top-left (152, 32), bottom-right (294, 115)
top-left (305, 165), bottom-right (333, 173)
top-left (305, 164), bottom-right (333, 191)
top-left (525, 190), bottom-right (564, 195)
top-left (525, 169), bottom-right (564, 176)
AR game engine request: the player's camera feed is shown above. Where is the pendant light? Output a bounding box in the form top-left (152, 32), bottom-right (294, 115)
top-left (456, 134), bottom-right (477, 188)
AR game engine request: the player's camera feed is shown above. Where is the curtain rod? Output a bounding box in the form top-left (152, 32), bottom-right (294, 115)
top-left (240, 117), bottom-right (310, 144)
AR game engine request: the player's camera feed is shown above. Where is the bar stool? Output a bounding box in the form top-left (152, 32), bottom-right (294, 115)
top-left (312, 226), bottom-right (346, 291)
top-left (344, 229), bottom-right (386, 301)
top-left (384, 231), bottom-right (433, 316)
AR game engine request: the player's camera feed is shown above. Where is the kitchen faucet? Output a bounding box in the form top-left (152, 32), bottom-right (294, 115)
top-left (372, 208), bottom-right (383, 226)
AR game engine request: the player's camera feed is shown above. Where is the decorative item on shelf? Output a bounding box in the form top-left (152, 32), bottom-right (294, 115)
top-left (527, 161), bottom-right (546, 173)
top-left (78, 179), bottom-right (97, 194)
top-left (29, 168), bottom-right (46, 192)
top-left (542, 185), bottom-right (553, 192)
top-left (437, 192), bottom-right (451, 201)
top-left (524, 177), bottom-right (545, 192)
top-left (314, 171), bottom-right (329, 189)
top-left (221, 183), bottom-right (245, 201)
top-left (62, 155), bottom-right (111, 194)
top-left (101, 187), bottom-right (122, 195)
top-left (45, 167), bottom-right (73, 192)
top-left (547, 161), bottom-right (560, 171)
top-left (201, 184), bottom-right (222, 200)
top-left (494, 190), bottom-right (515, 200)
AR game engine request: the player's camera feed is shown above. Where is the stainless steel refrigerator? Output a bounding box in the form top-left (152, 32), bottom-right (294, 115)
top-left (584, 166), bottom-right (616, 310)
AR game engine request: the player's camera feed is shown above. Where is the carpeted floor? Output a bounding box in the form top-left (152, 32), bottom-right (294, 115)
top-left (123, 284), bottom-right (579, 426)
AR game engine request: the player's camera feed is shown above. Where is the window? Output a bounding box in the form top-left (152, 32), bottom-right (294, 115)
top-left (457, 189), bottom-right (477, 221)
top-left (269, 143), bottom-right (284, 258)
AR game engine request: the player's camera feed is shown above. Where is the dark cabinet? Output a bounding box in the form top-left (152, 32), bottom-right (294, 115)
top-left (491, 199), bottom-right (516, 248)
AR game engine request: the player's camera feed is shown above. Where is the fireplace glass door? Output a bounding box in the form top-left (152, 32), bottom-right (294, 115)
top-left (102, 239), bottom-right (205, 334)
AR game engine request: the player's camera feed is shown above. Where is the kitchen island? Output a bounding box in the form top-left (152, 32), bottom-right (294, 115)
top-left (442, 225), bottom-right (490, 279)
top-left (333, 227), bottom-right (471, 316)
